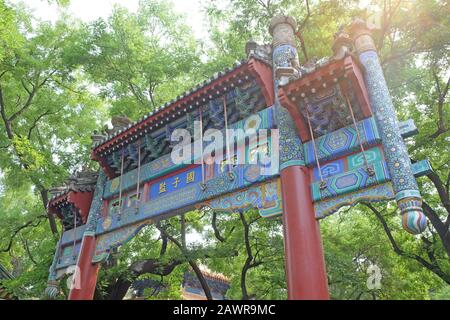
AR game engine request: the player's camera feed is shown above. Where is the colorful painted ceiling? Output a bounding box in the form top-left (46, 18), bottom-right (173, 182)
top-left (90, 55), bottom-right (274, 178)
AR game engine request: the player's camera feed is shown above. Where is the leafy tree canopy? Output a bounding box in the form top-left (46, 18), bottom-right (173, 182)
top-left (0, 0), bottom-right (448, 300)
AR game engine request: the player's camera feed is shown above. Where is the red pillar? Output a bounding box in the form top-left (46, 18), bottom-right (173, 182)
top-left (280, 165), bottom-right (330, 300)
top-left (68, 235), bottom-right (99, 300)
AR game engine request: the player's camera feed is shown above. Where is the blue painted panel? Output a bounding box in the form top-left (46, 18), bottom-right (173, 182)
top-left (303, 117), bottom-right (381, 166)
top-left (412, 160), bottom-right (433, 178)
top-left (60, 225), bottom-right (86, 246)
top-left (312, 146), bottom-right (384, 182)
top-left (149, 166), bottom-right (202, 200)
top-left (313, 159), bottom-right (345, 180)
top-left (347, 146), bottom-right (384, 170)
top-left (103, 106), bottom-right (276, 200)
top-left (56, 242), bottom-right (81, 271)
top-left (311, 161), bottom-right (390, 202)
top-left (96, 163), bottom-right (278, 235)
top-left (399, 119), bottom-right (418, 139)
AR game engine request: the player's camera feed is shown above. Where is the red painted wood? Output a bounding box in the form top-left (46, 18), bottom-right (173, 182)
top-left (280, 165), bottom-right (330, 300)
top-left (278, 55), bottom-right (373, 143)
top-left (343, 57), bottom-right (372, 118)
top-left (49, 191), bottom-right (94, 223)
top-left (248, 58), bottom-right (274, 106)
top-left (68, 192), bottom-right (94, 224)
top-left (142, 183), bottom-right (150, 202)
top-left (278, 89), bottom-right (310, 141)
top-left (92, 64), bottom-right (254, 156)
top-left (91, 153), bottom-right (116, 179)
top-left (68, 235), bottom-right (99, 300)
top-left (280, 58), bottom-right (347, 95)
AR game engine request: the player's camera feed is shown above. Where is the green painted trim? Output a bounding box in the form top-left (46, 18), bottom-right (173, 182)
top-left (92, 252), bottom-right (109, 264)
top-left (311, 161), bottom-right (389, 202)
top-left (399, 119), bottom-right (418, 139)
top-left (412, 160), bottom-right (433, 178)
top-left (280, 160), bottom-right (306, 171)
top-left (259, 200), bottom-right (283, 218)
top-left (395, 189), bottom-right (421, 202)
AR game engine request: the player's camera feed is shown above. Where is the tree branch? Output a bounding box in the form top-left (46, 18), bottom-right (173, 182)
top-left (426, 170), bottom-right (450, 215)
top-left (430, 72), bottom-right (450, 138)
top-left (0, 86), bottom-right (14, 139)
top-left (156, 223), bottom-right (213, 300)
top-left (27, 109), bottom-right (53, 139)
top-left (364, 203), bottom-right (450, 284)
top-left (0, 216), bottom-right (46, 253)
top-left (239, 212), bottom-right (262, 300)
top-left (22, 238), bottom-right (38, 265)
top-left (212, 211), bottom-right (225, 242)
top-left (422, 202), bottom-right (450, 258)
top-left (295, 0), bottom-right (311, 61)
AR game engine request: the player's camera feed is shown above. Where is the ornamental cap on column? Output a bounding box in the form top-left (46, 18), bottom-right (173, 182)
top-left (269, 16), bottom-right (298, 47)
top-left (245, 39), bottom-right (258, 56)
top-left (347, 18), bottom-right (379, 54)
top-left (332, 27), bottom-right (353, 59)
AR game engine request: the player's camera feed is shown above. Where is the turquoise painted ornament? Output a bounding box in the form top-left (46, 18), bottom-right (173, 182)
top-left (402, 210), bottom-right (427, 235)
top-left (399, 198), bottom-right (427, 234)
top-left (44, 281), bottom-right (59, 300)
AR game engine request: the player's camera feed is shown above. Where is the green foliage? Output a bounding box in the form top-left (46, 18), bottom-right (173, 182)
top-left (322, 207), bottom-right (446, 300)
top-left (82, 0), bottom-right (201, 119)
top-left (0, 0), bottom-right (23, 63)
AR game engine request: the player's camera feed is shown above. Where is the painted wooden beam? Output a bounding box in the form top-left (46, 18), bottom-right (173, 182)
top-left (399, 119), bottom-right (418, 139)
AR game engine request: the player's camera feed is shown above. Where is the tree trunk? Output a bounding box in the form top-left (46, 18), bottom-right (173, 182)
top-left (40, 187), bottom-right (58, 236)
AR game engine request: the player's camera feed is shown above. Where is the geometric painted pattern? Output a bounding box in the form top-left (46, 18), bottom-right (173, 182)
top-left (311, 160), bottom-right (390, 202)
top-left (103, 106), bottom-right (275, 199)
top-left (196, 179), bottom-right (283, 218)
top-left (359, 49), bottom-right (425, 234)
top-left (276, 106), bottom-right (306, 170)
top-left (313, 147), bottom-right (431, 183)
top-left (93, 168), bottom-right (282, 257)
top-left (303, 116), bottom-right (380, 166)
top-left (359, 50), bottom-right (420, 198)
top-left (95, 160), bottom-right (278, 236)
top-left (314, 182), bottom-right (395, 219)
top-left (94, 221), bottom-right (150, 261)
top-left (312, 146), bottom-right (384, 181)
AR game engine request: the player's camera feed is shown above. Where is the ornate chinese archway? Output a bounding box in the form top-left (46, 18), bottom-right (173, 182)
top-left (44, 17), bottom-right (431, 301)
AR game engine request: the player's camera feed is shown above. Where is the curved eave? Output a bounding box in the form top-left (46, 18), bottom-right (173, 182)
top-left (48, 193), bottom-right (69, 209)
top-left (48, 188), bottom-right (95, 220)
top-left (278, 55), bottom-right (372, 142)
top-left (91, 56), bottom-right (273, 159)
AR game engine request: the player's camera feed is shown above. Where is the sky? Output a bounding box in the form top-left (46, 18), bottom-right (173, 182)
top-left (8, 0), bottom-right (209, 39)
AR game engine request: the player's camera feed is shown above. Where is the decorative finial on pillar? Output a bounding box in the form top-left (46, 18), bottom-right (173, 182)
top-left (269, 16), bottom-right (301, 86)
top-left (245, 38), bottom-right (258, 57)
top-left (44, 281), bottom-right (59, 300)
top-left (332, 26), bottom-right (353, 60)
top-left (347, 18), bottom-right (379, 54)
top-left (269, 16), bottom-right (298, 47)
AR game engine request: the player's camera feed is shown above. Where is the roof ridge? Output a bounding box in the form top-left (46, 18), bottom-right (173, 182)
top-left (92, 56), bottom-right (272, 151)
